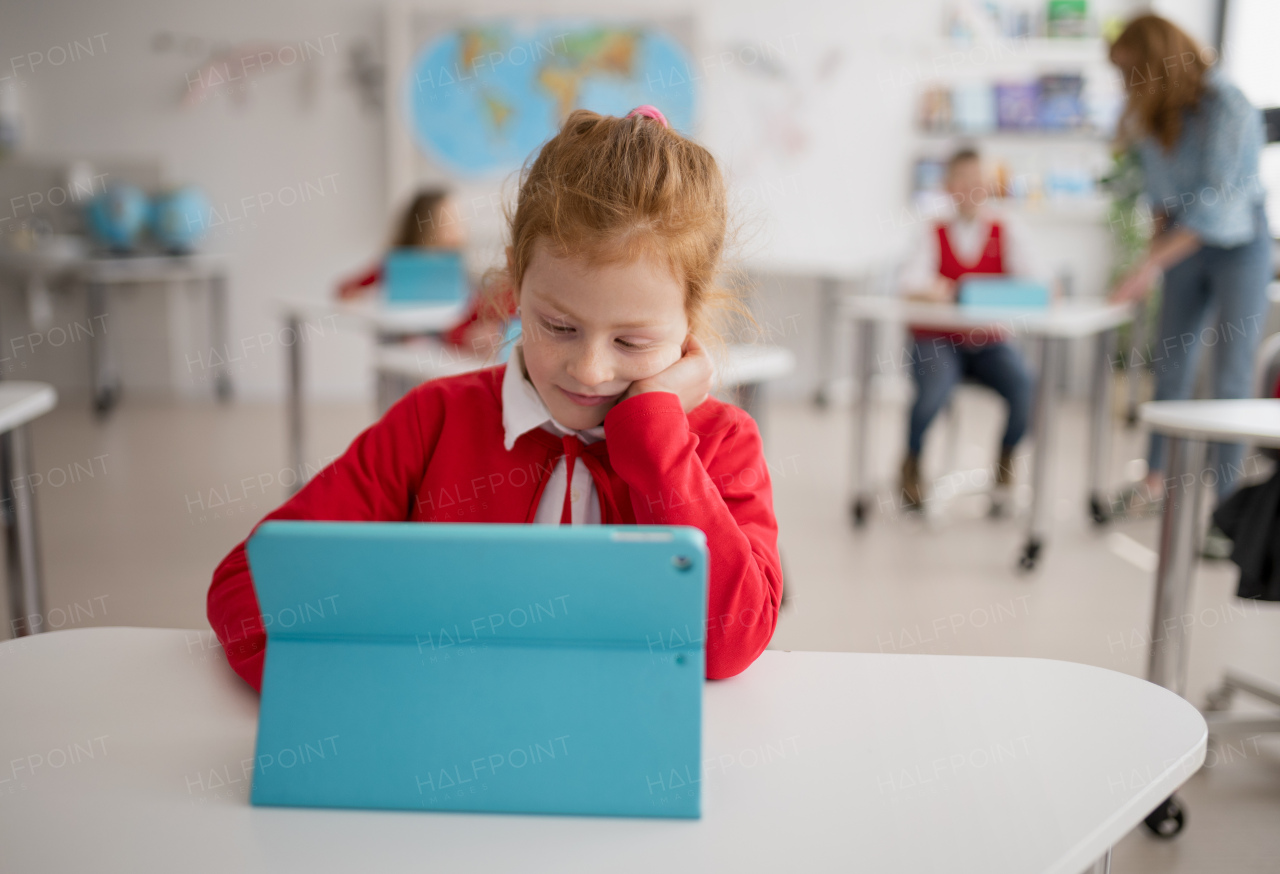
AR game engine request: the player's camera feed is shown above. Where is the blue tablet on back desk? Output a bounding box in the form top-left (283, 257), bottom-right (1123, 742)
top-left (382, 248), bottom-right (468, 305)
top-left (958, 277), bottom-right (1050, 309)
top-left (245, 521), bottom-right (708, 818)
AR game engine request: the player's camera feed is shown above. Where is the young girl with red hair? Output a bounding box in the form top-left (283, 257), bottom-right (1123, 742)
top-left (208, 106), bottom-right (783, 690)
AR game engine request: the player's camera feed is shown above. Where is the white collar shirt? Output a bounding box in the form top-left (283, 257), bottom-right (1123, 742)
top-left (501, 345), bottom-right (604, 525)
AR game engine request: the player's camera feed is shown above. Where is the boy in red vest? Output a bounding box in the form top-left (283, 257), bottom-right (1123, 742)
top-left (897, 148), bottom-right (1035, 511)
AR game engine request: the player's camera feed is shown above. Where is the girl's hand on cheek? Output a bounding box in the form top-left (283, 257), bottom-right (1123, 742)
top-left (622, 334), bottom-right (714, 413)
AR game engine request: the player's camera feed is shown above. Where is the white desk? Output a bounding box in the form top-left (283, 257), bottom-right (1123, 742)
top-left (277, 298), bottom-right (465, 491)
top-left (373, 340), bottom-right (798, 432)
top-left (0, 248), bottom-right (230, 414)
top-left (842, 297), bottom-right (1134, 570)
top-left (1138, 400), bottom-right (1280, 696)
top-left (286, 297), bottom-right (797, 491)
top-left (0, 382), bottom-right (57, 636)
top-left (0, 627), bottom-right (1206, 873)
top-left (1136, 399), bottom-right (1280, 835)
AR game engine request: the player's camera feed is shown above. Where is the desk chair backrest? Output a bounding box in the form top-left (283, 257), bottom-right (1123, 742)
top-left (383, 248), bottom-right (468, 305)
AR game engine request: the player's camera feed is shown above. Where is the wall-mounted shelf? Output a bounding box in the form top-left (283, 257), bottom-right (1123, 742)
top-left (912, 37), bottom-right (1110, 66)
top-left (916, 128), bottom-right (1110, 142)
top-left (1003, 196), bottom-right (1110, 221)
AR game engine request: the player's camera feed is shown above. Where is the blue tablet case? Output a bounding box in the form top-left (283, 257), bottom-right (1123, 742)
top-left (382, 249), bottom-right (468, 305)
top-left (245, 522), bottom-right (708, 818)
top-left (958, 277), bottom-right (1050, 309)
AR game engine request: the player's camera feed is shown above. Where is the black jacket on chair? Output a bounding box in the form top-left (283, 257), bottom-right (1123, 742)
top-left (1213, 469), bottom-right (1280, 601)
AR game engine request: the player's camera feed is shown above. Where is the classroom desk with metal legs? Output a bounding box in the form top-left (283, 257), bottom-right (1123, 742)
top-left (0, 251), bottom-right (231, 415)
top-left (842, 297), bottom-right (1133, 570)
top-left (79, 255), bottom-right (232, 413)
top-left (278, 298), bottom-right (465, 494)
top-left (1136, 399), bottom-right (1280, 836)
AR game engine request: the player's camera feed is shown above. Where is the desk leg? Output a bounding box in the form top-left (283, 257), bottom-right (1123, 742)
top-left (287, 313), bottom-right (305, 496)
top-left (1148, 435), bottom-right (1207, 696)
top-left (86, 280), bottom-right (119, 416)
top-left (814, 276), bottom-right (838, 408)
top-left (1021, 336), bottom-right (1062, 571)
top-left (1087, 328), bottom-right (1117, 525)
top-left (210, 271), bottom-right (232, 402)
top-left (850, 317), bottom-right (875, 527)
top-left (1124, 296), bottom-right (1148, 428)
top-left (1083, 847), bottom-right (1111, 874)
top-left (2, 425), bottom-right (44, 636)
top-left (1141, 434), bottom-right (1205, 843)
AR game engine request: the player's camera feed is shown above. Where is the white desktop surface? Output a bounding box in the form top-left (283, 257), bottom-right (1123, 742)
top-left (1141, 399), bottom-right (1280, 447)
top-left (76, 253), bottom-right (227, 282)
top-left (279, 296), bottom-right (466, 334)
top-left (841, 296), bottom-right (1133, 339)
top-left (0, 381), bottom-right (57, 433)
top-left (0, 628), bottom-right (1205, 874)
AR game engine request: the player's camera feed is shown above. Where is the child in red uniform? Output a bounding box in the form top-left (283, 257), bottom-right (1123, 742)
top-left (208, 106), bottom-right (783, 690)
top-left (336, 187), bottom-right (505, 351)
top-left (897, 148), bottom-right (1035, 510)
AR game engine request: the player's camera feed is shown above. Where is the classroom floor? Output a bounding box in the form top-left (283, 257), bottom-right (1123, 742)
top-left (12, 387), bottom-right (1280, 872)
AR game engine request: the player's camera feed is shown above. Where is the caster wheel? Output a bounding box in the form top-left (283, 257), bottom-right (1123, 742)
top-left (93, 384), bottom-right (120, 416)
top-left (1144, 795), bottom-right (1185, 838)
top-left (850, 499), bottom-right (867, 527)
top-left (1125, 408), bottom-right (1139, 428)
top-left (1203, 684), bottom-right (1235, 713)
top-left (215, 376), bottom-right (233, 402)
top-left (1018, 538), bottom-right (1042, 571)
top-left (1089, 495), bottom-right (1110, 526)
top-left (813, 389), bottom-right (830, 410)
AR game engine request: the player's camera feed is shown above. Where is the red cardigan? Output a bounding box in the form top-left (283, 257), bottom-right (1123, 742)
top-left (207, 366), bottom-right (783, 691)
top-left (912, 222), bottom-right (1007, 347)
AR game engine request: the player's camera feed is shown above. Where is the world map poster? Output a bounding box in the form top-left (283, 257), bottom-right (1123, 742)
top-left (403, 22), bottom-right (698, 177)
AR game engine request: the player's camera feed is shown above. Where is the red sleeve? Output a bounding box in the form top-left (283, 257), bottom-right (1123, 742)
top-left (336, 265), bottom-right (382, 298)
top-left (603, 392), bottom-right (782, 680)
top-left (443, 298), bottom-right (482, 347)
top-left (444, 287), bottom-right (520, 347)
top-left (206, 386), bottom-right (441, 691)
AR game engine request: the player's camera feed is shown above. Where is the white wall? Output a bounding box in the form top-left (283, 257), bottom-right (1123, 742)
top-left (4, 0), bottom-right (1210, 402)
top-left (1151, 0), bottom-right (1218, 47)
top-left (4, 0), bottom-right (388, 398)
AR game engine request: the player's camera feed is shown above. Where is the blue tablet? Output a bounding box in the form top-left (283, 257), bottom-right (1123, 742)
top-left (382, 248), bottom-right (468, 306)
top-left (245, 522), bottom-right (708, 818)
top-left (958, 277), bottom-right (1050, 309)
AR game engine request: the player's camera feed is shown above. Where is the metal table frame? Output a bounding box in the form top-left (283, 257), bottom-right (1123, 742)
top-left (1138, 398), bottom-right (1280, 837)
top-left (844, 297), bottom-right (1133, 570)
top-left (0, 382), bottom-right (58, 637)
top-left (0, 250), bottom-right (231, 414)
top-left (77, 255), bottom-right (232, 414)
top-left (280, 298), bottom-right (465, 495)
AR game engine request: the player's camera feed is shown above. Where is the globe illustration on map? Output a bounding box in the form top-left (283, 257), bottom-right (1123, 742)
top-left (404, 24), bottom-right (697, 177)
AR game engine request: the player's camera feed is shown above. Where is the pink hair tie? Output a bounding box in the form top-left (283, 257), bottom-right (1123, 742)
top-left (626, 105), bottom-right (669, 128)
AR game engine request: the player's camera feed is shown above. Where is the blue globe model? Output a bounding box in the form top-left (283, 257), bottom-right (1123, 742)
top-left (85, 184), bottom-right (149, 252)
top-left (150, 187), bottom-right (211, 253)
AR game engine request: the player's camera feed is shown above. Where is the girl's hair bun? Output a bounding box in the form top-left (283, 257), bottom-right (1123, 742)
top-left (625, 105), bottom-right (669, 128)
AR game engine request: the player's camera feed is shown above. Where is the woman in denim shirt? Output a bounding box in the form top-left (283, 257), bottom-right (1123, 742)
top-left (1109, 14), bottom-right (1272, 510)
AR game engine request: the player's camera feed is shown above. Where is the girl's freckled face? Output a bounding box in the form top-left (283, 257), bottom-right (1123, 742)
top-left (517, 239), bottom-right (688, 430)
